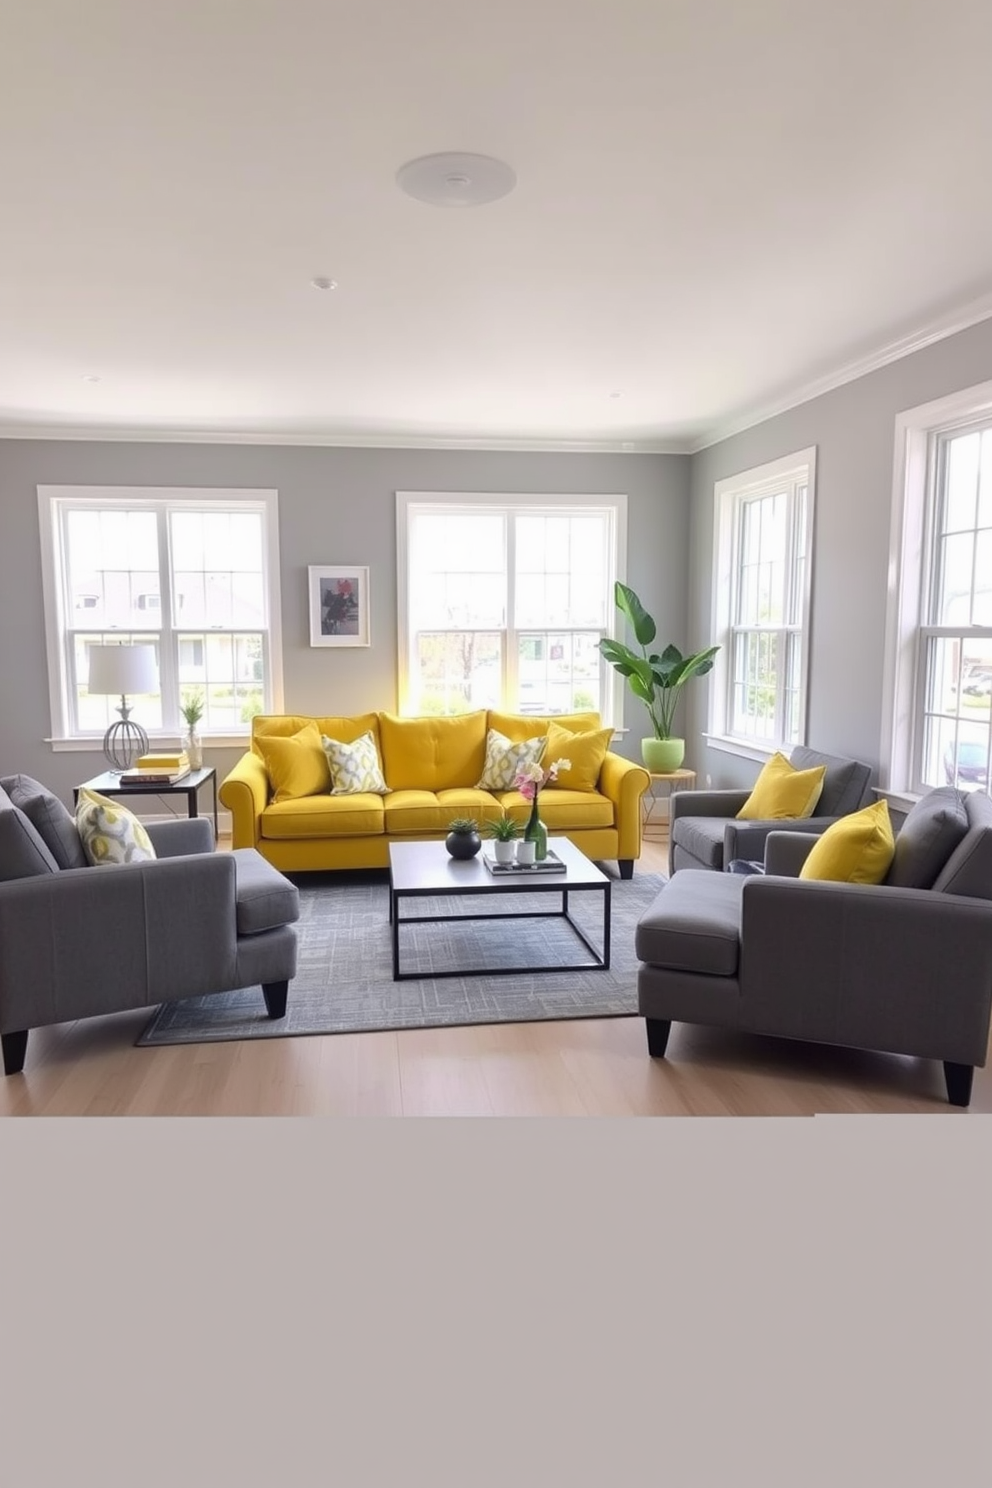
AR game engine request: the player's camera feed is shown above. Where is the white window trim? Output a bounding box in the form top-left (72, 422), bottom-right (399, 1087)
top-left (708, 446), bottom-right (817, 759)
top-left (395, 491), bottom-right (627, 725)
top-left (37, 485), bottom-right (284, 750)
top-left (880, 378), bottom-right (992, 794)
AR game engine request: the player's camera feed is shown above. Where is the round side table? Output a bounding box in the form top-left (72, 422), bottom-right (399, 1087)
top-left (643, 768), bottom-right (696, 838)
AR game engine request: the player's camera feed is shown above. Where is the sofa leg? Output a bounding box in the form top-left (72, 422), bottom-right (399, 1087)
top-left (645, 1018), bottom-right (671, 1058)
top-left (1, 1030), bottom-right (28, 1076)
top-left (618, 859), bottom-right (634, 880)
top-left (943, 1061), bottom-right (974, 1108)
top-left (262, 981), bottom-right (288, 1020)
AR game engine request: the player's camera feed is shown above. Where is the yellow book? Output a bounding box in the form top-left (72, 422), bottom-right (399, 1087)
top-left (137, 752), bottom-right (189, 769)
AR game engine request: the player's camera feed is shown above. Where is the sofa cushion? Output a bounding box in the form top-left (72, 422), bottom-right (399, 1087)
top-left (255, 721), bottom-right (332, 802)
top-left (383, 789), bottom-right (503, 835)
top-left (487, 709), bottom-right (602, 743)
top-left (799, 800), bottom-right (894, 884)
top-left (635, 871), bottom-right (744, 976)
top-left (476, 728), bottom-right (546, 791)
top-left (0, 795), bottom-right (61, 881)
top-left (498, 788), bottom-right (614, 830)
top-left (1, 773), bottom-right (88, 869)
top-left (736, 751), bottom-right (825, 821)
top-left (931, 789), bottom-right (992, 901)
top-left (886, 787), bottom-right (970, 889)
top-left (261, 794), bottom-right (385, 839)
top-left (252, 712), bottom-right (380, 753)
top-left (670, 815), bottom-right (725, 870)
top-left (789, 746), bottom-right (872, 816)
top-left (543, 721), bottom-right (613, 793)
top-left (378, 711), bottom-right (488, 792)
top-left (75, 787), bottom-right (157, 866)
top-left (232, 849), bottom-right (300, 935)
top-left (321, 730), bottom-right (389, 794)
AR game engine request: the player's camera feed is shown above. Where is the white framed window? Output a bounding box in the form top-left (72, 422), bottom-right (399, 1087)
top-left (882, 381), bottom-right (992, 802)
top-left (38, 487), bottom-right (284, 749)
top-left (709, 448), bottom-right (816, 758)
top-left (396, 492), bottom-right (627, 723)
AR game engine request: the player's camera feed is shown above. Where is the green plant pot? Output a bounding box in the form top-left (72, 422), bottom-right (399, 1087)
top-left (642, 737), bottom-right (685, 773)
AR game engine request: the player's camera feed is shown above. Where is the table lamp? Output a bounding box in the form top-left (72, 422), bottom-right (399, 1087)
top-left (86, 643), bottom-right (159, 770)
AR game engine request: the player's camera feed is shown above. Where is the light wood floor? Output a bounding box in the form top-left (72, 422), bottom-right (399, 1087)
top-left (2, 833), bottom-right (987, 1117)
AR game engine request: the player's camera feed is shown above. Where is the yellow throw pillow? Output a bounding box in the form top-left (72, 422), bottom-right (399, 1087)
top-left (543, 721), bottom-right (613, 793)
top-left (799, 800), bottom-right (895, 885)
top-left (256, 720), bottom-right (331, 802)
top-left (736, 751), bottom-right (826, 821)
top-left (75, 788), bottom-right (157, 866)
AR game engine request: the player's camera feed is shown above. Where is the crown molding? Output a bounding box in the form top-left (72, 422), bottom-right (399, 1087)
top-left (686, 288), bottom-right (992, 454)
top-left (0, 423), bottom-right (689, 455)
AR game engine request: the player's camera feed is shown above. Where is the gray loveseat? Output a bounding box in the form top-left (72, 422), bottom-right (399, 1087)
top-left (637, 787), bottom-right (992, 1106)
top-left (0, 774), bottom-right (300, 1075)
top-left (669, 746), bottom-right (874, 875)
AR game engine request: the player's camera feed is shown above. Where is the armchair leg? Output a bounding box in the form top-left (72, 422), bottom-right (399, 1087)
top-left (618, 859), bottom-right (634, 880)
top-left (262, 981), bottom-right (288, 1020)
top-left (2, 1030), bottom-right (28, 1076)
top-left (943, 1061), bottom-right (974, 1108)
top-left (645, 1018), bottom-right (672, 1058)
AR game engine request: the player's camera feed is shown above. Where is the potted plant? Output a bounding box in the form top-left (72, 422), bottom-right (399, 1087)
top-left (445, 817), bottom-right (483, 860)
top-left (599, 582), bottom-right (719, 772)
top-left (180, 689), bottom-right (205, 770)
top-left (487, 815), bottom-right (519, 865)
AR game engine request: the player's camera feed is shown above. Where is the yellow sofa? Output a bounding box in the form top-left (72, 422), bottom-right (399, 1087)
top-left (220, 709), bottom-right (651, 878)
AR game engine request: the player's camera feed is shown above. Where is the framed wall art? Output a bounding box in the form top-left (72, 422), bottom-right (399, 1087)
top-left (308, 565), bottom-right (370, 647)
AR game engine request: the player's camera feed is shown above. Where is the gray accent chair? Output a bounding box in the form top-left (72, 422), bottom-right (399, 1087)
top-left (669, 746), bottom-right (874, 875)
top-left (638, 788), bottom-right (992, 1106)
top-left (0, 775), bottom-right (300, 1076)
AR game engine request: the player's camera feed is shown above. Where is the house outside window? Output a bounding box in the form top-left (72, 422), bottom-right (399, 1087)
top-left (882, 383), bottom-right (992, 800)
top-left (396, 492), bottom-right (626, 723)
top-left (38, 487), bottom-right (283, 747)
top-left (709, 448), bottom-right (816, 756)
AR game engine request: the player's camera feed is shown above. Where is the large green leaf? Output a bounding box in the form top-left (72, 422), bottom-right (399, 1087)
top-left (598, 637), bottom-right (638, 676)
top-left (614, 581), bottom-right (656, 648)
top-left (666, 646), bottom-right (720, 687)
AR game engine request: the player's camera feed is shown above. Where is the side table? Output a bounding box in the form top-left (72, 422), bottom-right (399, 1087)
top-left (642, 768), bottom-right (696, 838)
top-left (74, 767), bottom-right (219, 841)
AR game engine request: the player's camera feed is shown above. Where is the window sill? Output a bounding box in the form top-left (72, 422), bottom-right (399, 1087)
top-left (47, 733), bottom-right (250, 753)
top-left (872, 786), bottom-right (923, 814)
top-left (703, 733), bottom-right (779, 764)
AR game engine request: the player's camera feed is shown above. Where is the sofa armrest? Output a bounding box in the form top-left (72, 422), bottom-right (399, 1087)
top-left (0, 854), bottom-right (240, 1032)
top-left (740, 876), bottom-right (992, 1065)
top-left (145, 817), bottom-right (214, 858)
top-left (219, 751), bottom-right (270, 849)
top-left (763, 830), bottom-right (818, 876)
top-left (670, 789), bottom-right (750, 824)
top-left (598, 753), bottom-right (651, 860)
top-left (725, 814), bottom-right (842, 865)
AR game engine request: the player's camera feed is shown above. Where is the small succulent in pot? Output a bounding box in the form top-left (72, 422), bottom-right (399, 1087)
top-left (488, 814), bottom-right (519, 863)
top-left (445, 817), bottom-right (482, 860)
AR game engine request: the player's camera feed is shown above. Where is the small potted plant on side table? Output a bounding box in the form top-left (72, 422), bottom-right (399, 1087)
top-left (180, 690), bottom-right (205, 770)
top-left (488, 815), bottom-right (519, 865)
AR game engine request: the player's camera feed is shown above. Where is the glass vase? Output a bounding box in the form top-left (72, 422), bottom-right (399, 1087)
top-left (524, 791), bottom-right (548, 861)
top-left (184, 727), bottom-right (203, 771)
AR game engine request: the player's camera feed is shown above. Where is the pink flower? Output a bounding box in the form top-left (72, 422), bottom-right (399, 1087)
top-left (513, 757), bottom-right (571, 800)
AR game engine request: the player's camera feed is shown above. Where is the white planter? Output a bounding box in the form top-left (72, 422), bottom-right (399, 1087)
top-left (515, 840), bottom-right (536, 866)
top-left (493, 840), bottom-right (516, 864)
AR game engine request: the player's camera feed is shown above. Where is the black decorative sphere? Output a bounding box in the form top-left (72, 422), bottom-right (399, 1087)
top-left (445, 829), bottom-right (482, 859)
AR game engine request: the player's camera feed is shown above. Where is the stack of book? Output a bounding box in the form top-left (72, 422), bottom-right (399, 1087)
top-left (120, 750), bottom-right (191, 786)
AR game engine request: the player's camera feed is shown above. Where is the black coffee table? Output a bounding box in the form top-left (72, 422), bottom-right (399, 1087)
top-left (387, 837), bottom-right (611, 981)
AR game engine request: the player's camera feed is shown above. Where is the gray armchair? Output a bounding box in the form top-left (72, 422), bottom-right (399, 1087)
top-left (669, 745), bottom-right (873, 875)
top-left (638, 787), bottom-right (992, 1106)
top-left (0, 775), bottom-right (300, 1075)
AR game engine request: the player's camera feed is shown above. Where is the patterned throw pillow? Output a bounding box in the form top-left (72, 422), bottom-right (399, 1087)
top-left (476, 728), bottom-right (546, 791)
top-left (321, 731), bottom-right (389, 795)
top-left (75, 788), bottom-right (157, 866)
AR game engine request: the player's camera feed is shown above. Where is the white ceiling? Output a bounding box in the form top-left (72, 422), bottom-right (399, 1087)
top-left (3, 0), bottom-right (992, 452)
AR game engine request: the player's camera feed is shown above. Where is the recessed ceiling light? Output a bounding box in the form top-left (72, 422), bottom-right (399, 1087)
top-left (609, 391), bottom-right (622, 399)
top-left (81, 374), bottom-right (101, 383)
top-left (311, 276), bottom-right (338, 291)
top-left (396, 152), bottom-right (516, 208)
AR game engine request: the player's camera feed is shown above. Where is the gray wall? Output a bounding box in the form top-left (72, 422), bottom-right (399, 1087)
top-left (686, 316), bottom-right (992, 791)
top-left (0, 441), bottom-right (688, 806)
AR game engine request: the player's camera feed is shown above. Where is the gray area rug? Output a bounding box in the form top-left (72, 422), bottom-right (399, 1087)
top-left (136, 869), bottom-right (664, 1046)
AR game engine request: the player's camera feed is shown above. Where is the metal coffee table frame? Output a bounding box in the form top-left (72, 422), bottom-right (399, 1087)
top-left (388, 837), bottom-right (612, 982)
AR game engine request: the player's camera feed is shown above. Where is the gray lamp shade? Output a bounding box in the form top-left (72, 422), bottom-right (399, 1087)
top-left (86, 644), bottom-right (159, 769)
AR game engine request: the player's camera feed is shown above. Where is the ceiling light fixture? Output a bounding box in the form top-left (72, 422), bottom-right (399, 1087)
top-left (311, 277), bottom-right (338, 291)
top-left (82, 374), bottom-right (101, 383)
top-left (396, 152), bottom-right (516, 208)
